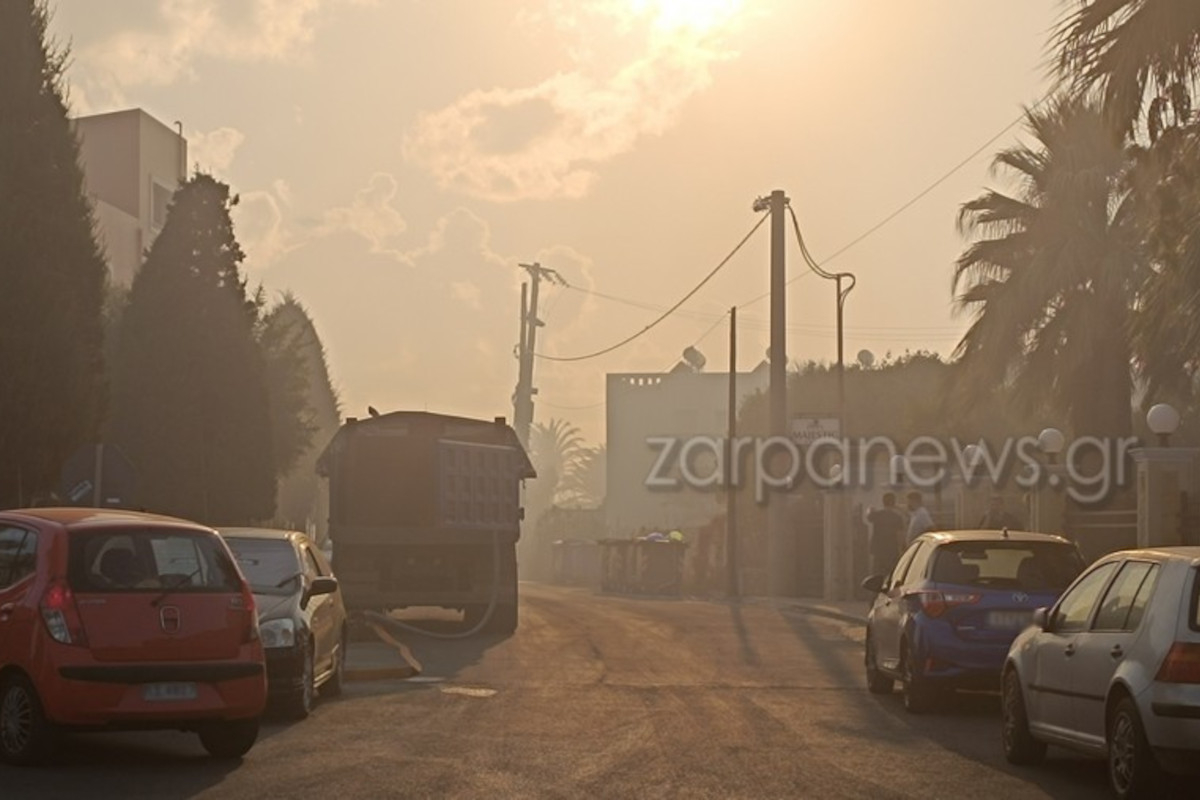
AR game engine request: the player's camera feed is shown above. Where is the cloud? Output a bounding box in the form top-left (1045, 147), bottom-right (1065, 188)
top-left (403, 0), bottom-right (744, 202)
top-left (317, 172), bottom-right (409, 259)
top-left (75, 0), bottom-right (370, 91)
top-left (234, 186), bottom-right (296, 269)
top-left (190, 126), bottom-right (245, 176)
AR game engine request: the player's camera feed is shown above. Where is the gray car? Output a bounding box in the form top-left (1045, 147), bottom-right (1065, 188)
top-left (219, 528), bottom-right (348, 720)
top-left (1001, 546), bottom-right (1200, 799)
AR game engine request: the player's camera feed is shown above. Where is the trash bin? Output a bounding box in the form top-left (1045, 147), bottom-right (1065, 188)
top-left (554, 540), bottom-right (601, 586)
top-left (631, 540), bottom-right (686, 595)
top-left (599, 539), bottom-right (636, 593)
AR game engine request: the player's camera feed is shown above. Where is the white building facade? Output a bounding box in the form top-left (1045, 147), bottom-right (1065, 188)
top-left (605, 364), bottom-right (770, 536)
top-left (74, 109), bottom-right (187, 286)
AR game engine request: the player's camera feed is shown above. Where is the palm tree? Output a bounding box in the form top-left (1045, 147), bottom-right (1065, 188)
top-left (1056, 1), bottom-right (1200, 402)
top-left (953, 96), bottom-right (1140, 438)
top-left (560, 444), bottom-right (606, 508)
top-left (527, 418), bottom-right (586, 506)
top-left (1056, 0), bottom-right (1200, 138)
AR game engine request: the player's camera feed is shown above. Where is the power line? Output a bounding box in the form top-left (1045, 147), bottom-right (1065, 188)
top-left (539, 398), bottom-right (607, 411)
top-left (533, 212), bottom-right (769, 362)
top-left (569, 282), bottom-right (961, 333)
top-left (737, 108), bottom-right (1034, 309)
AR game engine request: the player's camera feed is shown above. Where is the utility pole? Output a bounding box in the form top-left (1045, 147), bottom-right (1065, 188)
top-left (836, 274), bottom-right (846, 436)
top-left (512, 262), bottom-right (566, 448)
top-left (726, 306), bottom-right (739, 599)
top-left (754, 189), bottom-right (795, 598)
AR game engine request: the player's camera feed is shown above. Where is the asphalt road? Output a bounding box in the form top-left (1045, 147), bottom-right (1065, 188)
top-left (0, 583), bottom-right (1170, 799)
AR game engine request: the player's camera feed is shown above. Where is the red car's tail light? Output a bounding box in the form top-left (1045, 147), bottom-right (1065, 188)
top-left (1156, 642), bottom-right (1200, 684)
top-left (907, 590), bottom-right (981, 618)
top-left (40, 580), bottom-right (88, 646)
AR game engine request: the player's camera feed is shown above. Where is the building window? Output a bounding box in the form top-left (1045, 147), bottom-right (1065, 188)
top-left (151, 180), bottom-right (174, 231)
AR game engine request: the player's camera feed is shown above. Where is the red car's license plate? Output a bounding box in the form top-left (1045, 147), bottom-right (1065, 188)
top-left (142, 682), bottom-right (198, 702)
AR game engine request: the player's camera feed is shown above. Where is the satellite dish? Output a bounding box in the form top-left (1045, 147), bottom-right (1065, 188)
top-left (682, 346), bottom-right (707, 371)
top-left (857, 349), bottom-right (875, 368)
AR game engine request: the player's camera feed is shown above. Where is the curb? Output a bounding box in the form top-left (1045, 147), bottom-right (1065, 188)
top-left (344, 665), bottom-right (419, 682)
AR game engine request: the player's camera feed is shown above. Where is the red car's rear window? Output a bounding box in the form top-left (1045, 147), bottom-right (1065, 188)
top-left (68, 529), bottom-right (240, 593)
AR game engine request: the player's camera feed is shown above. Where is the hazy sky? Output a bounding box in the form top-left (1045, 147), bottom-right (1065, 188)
top-left (50, 0), bottom-right (1061, 445)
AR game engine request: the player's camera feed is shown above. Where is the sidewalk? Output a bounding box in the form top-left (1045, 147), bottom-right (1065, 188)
top-left (740, 595), bottom-right (871, 625)
top-left (785, 597), bottom-right (870, 625)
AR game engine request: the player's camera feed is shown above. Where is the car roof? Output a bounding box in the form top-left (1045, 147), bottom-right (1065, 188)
top-left (1093, 546), bottom-right (1200, 567)
top-left (918, 529), bottom-right (1072, 545)
top-left (0, 507), bottom-right (213, 533)
top-left (218, 527), bottom-right (309, 544)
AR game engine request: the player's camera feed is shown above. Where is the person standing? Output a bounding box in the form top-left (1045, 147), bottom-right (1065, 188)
top-left (978, 495), bottom-right (1022, 529)
top-left (866, 492), bottom-right (905, 576)
top-left (906, 491), bottom-right (935, 543)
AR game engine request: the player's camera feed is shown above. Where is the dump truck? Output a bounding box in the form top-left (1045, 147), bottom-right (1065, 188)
top-left (316, 411), bottom-right (535, 633)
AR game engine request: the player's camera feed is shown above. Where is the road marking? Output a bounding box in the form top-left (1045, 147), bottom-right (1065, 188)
top-left (440, 686), bottom-right (497, 698)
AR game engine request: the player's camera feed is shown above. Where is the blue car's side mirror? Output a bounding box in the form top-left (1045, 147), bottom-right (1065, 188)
top-left (861, 574), bottom-right (886, 594)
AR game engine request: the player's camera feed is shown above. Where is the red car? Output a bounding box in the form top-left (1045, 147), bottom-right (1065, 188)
top-left (0, 508), bottom-right (267, 764)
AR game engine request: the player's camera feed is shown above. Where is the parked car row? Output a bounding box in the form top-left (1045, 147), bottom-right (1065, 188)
top-left (861, 529), bottom-right (1200, 798)
top-left (0, 508), bottom-right (347, 766)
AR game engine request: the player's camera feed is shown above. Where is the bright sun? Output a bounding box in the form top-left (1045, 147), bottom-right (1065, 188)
top-left (629, 0), bottom-right (743, 34)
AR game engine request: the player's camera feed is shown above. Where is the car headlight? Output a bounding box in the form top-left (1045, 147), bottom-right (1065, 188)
top-left (259, 618), bottom-right (296, 649)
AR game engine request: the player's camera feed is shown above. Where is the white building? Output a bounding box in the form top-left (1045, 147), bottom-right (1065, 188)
top-left (605, 363), bottom-right (770, 535)
top-left (74, 109), bottom-right (187, 286)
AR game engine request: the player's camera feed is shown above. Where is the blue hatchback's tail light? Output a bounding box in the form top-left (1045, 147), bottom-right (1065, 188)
top-left (907, 590), bottom-right (981, 618)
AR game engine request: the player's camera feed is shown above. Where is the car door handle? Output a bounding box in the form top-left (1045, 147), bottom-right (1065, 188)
top-left (0, 602), bottom-right (14, 620)
top-left (1064, 643), bottom-right (1075, 657)
top-left (1111, 645), bottom-right (1124, 659)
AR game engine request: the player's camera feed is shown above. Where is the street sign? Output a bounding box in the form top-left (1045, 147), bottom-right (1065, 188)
top-left (790, 415), bottom-right (841, 446)
top-left (60, 443), bottom-right (137, 508)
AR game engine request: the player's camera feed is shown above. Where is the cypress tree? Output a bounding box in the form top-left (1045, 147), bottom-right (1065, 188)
top-left (0, 0), bottom-right (108, 507)
top-left (263, 294), bottom-right (342, 538)
top-left (109, 174), bottom-right (275, 524)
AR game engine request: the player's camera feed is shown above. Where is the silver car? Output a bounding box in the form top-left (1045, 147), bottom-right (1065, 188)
top-left (1000, 546), bottom-right (1200, 798)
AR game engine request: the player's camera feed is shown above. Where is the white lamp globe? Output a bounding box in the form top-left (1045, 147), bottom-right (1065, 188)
top-left (1037, 427), bottom-right (1065, 456)
top-left (1147, 403), bottom-right (1181, 445)
top-left (1147, 403), bottom-right (1181, 436)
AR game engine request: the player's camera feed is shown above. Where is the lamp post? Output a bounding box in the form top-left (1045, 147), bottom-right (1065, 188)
top-left (1030, 427), bottom-right (1067, 534)
top-left (963, 444), bottom-right (981, 482)
top-left (1132, 402), bottom-right (1198, 548)
top-left (1147, 403), bottom-right (1181, 447)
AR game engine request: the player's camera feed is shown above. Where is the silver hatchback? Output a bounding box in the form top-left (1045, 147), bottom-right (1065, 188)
top-left (1001, 546), bottom-right (1200, 798)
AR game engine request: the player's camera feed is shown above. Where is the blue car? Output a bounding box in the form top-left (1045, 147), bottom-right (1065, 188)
top-left (862, 530), bottom-right (1085, 713)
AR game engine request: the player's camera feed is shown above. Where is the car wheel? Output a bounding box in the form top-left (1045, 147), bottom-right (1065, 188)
top-left (900, 643), bottom-right (934, 714)
top-left (1108, 696), bottom-right (1162, 799)
top-left (864, 634), bottom-right (894, 695)
top-left (323, 628), bottom-right (347, 698)
top-left (0, 674), bottom-right (57, 766)
top-left (279, 637), bottom-right (315, 720)
top-left (1001, 667), bottom-right (1046, 765)
top-left (198, 717), bottom-right (259, 760)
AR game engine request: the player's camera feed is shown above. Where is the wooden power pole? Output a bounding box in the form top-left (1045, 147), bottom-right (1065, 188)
top-left (512, 262), bottom-right (565, 449)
